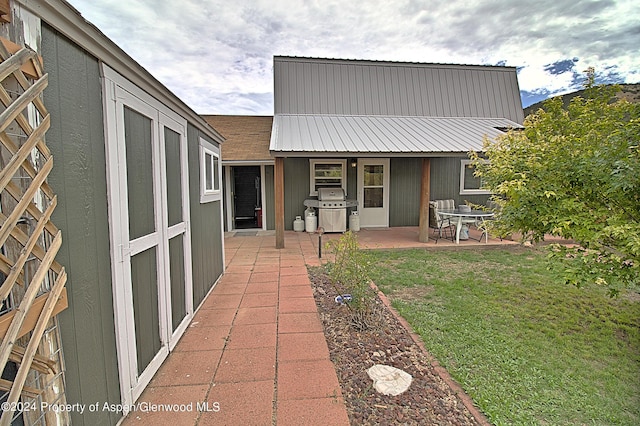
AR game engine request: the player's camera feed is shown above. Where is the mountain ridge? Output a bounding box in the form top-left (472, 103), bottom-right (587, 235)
top-left (523, 83), bottom-right (640, 116)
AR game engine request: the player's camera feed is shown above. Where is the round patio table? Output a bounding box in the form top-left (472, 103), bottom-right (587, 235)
top-left (438, 209), bottom-right (494, 244)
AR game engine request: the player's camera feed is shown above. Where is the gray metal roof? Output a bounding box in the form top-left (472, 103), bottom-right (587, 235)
top-left (274, 56), bottom-right (525, 124)
top-left (269, 114), bottom-right (522, 156)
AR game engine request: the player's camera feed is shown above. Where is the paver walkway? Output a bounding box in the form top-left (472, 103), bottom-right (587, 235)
top-left (122, 231), bottom-right (349, 426)
top-left (122, 226), bottom-right (528, 425)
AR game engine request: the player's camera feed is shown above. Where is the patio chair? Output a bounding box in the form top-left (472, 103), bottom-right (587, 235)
top-left (471, 216), bottom-right (490, 243)
top-left (466, 201), bottom-right (500, 243)
top-left (435, 199), bottom-right (475, 241)
top-left (478, 200), bottom-right (502, 242)
top-left (429, 201), bottom-right (455, 242)
top-left (434, 199), bottom-right (455, 211)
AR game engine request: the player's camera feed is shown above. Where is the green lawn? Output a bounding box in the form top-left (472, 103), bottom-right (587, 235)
top-left (366, 247), bottom-right (640, 426)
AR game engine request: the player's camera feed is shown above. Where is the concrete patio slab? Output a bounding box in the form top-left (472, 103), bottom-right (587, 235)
top-left (173, 326), bottom-right (230, 352)
top-left (191, 308), bottom-right (236, 327)
top-left (277, 359), bottom-right (343, 400)
top-left (198, 380), bottom-right (274, 425)
top-left (278, 312), bottom-right (325, 334)
top-left (239, 292), bottom-right (278, 308)
top-left (277, 397), bottom-right (350, 426)
top-left (214, 347), bottom-right (276, 383)
top-left (123, 385), bottom-right (209, 425)
top-left (226, 323), bottom-right (278, 349)
top-left (150, 350), bottom-right (222, 387)
top-left (278, 296), bottom-right (319, 313)
top-left (234, 306), bottom-right (277, 325)
top-left (277, 332), bottom-right (331, 362)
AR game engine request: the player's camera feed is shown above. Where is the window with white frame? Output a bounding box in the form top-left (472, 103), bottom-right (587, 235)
top-left (200, 137), bottom-right (221, 203)
top-left (309, 159), bottom-right (347, 196)
top-left (460, 159), bottom-right (490, 195)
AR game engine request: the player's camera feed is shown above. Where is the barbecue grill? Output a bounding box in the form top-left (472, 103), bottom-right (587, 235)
top-left (303, 188), bottom-right (358, 232)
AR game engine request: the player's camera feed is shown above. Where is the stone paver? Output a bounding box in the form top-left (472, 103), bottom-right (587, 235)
top-left (122, 231), bottom-right (348, 426)
top-left (122, 227), bottom-right (518, 425)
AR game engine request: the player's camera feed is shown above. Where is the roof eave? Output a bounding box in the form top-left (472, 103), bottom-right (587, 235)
top-left (25, 0), bottom-right (224, 143)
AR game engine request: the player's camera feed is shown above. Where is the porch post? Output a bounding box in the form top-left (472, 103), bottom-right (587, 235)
top-left (418, 158), bottom-right (431, 242)
top-left (275, 157), bottom-right (285, 248)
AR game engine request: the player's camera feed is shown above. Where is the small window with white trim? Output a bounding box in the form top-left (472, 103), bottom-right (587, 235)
top-left (309, 159), bottom-right (346, 196)
top-left (200, 137), bottom-right (221, 203)
top-left (460, 159), bottom-right (490, 195)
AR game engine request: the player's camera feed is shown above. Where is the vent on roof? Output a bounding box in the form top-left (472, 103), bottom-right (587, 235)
top-left (494, 126), bottom-right (521, 132)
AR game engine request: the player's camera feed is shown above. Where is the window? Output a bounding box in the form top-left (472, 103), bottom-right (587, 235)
top-left (200, 137), bottom-right (221, 203)
top-left (460, 159), bottom-right (490, 195)
top-left (309, 159), bottom-right (346, 196)
top-left (363, 165), bottom-right (384, 207)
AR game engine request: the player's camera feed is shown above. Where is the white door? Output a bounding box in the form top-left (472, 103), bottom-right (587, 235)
top-left (103, 67), bottom-right (193, 410)
top-left (357, 158), bottom-right (390, 227)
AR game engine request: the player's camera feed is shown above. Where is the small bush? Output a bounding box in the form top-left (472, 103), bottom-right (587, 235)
top-left (326, 231), bottom-right (380, 329)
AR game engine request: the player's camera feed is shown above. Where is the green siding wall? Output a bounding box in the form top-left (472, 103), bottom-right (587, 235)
top-left (283, 158), bottom-right (310, 229)
top-left (264, 165), bottom-right (275, 230)
top-left (282, 158), bottom-right (360, 229)
top-left (281, 156), bottom-right (489, 229)
top-left (430, 157), bottom-right (489, 206)
top-left (221, 170), bottom-right (227, 231)
top-left (188, 125), bottom-right (224, 307)
top-left (42, 24), bottom-right (121, 426)
top-left (346, 162), bottom-right (357, 218)
top-left (389, 158), bottom-right (422, 226)
top-left (346, 162), bottom-right (357, 200)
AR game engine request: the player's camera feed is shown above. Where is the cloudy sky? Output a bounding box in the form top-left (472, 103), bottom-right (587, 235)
top-left (66, 0), bottom-right (639, 115)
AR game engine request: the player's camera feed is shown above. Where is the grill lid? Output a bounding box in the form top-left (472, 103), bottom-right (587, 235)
top-left (317, 187), bottom-right (345, 201)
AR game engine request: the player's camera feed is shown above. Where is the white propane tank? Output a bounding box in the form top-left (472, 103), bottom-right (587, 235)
top-left (305, 211), bottom-right (317, 233)
top-left (293, 215), bottom-right (304, 232)
top-left (349, 211), bottom-right (360, 232)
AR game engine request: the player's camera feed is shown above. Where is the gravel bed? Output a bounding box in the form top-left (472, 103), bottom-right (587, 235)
top-left (309, 267), bottom-right (482, 426)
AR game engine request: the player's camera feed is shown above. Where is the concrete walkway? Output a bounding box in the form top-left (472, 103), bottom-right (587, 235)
top-left (122, 231), bottom-right (349, 426)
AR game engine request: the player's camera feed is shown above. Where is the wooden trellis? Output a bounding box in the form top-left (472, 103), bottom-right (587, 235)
top-left (0, 37), bottom-right (68, 425)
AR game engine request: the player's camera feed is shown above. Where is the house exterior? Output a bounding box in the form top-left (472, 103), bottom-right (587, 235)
top-left (1, 1), bottom-right (225, 424)
top-left (203, 115), bottom-right (276, 232)
top-left (269, 56), bottom-right (524, 246)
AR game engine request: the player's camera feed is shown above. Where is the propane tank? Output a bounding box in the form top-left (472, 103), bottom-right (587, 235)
top-left (305, 210), bottom-right (317, 233)
top-left (349, 210), bottom-right (360, 232)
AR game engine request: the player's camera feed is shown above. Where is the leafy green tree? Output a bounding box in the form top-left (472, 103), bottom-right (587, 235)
top-left (471, 70), bottom-right (639, 295)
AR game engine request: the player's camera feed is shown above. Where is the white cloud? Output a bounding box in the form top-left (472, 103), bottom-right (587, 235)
top-left (67, 0), bottom-right (640, 114)
top-left (517, 63), bottom-right (577, 94)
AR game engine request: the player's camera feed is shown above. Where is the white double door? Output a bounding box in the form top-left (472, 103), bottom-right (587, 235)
top-left (103, 67), bottom-right (193, 410)
top-left (357, 158), bottom-right (390, 227)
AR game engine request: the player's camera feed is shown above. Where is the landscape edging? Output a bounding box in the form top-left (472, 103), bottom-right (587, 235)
top-left (370, 281), bottom-right (493, 426)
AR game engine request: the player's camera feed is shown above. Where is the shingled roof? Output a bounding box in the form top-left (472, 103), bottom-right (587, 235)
top-left (202, 115), bottom-right (273, 162)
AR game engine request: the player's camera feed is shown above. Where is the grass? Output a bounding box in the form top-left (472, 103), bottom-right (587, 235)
top-left (366, 247), bottom-right (640, 426)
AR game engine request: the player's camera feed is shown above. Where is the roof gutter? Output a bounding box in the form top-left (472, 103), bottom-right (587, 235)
top-left (269, 151), bottom-right (474, 158)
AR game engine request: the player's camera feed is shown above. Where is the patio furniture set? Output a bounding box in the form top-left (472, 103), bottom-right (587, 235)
top-left (428, 199), bottom-right (494, 244)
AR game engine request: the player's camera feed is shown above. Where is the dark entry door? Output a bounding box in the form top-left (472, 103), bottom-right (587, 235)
top-left (233, 166), bottom-right (261, 229)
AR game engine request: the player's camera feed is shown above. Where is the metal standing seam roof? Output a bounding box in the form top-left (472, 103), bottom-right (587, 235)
top-left (269, 114), bottom-right (523, 156)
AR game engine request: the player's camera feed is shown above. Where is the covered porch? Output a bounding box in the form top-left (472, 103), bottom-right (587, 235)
top-left (233, 225), bottom-right (520, 254)
top-left (269, 116), bottom-right (524, 249)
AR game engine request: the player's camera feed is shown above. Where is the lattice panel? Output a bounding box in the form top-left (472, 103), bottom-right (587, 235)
top-left (0, 39), bottom-right (68, 425)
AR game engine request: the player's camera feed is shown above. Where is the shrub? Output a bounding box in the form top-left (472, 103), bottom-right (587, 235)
top-left (326, 231), bottom-right (380, 330)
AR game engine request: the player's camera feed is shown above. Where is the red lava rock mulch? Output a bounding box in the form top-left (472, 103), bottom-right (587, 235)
top-left (309, 267), bottom-right (490, 426)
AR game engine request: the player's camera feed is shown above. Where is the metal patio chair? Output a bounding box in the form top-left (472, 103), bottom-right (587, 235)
top-left (429, 201), bottom-right (455, 242)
